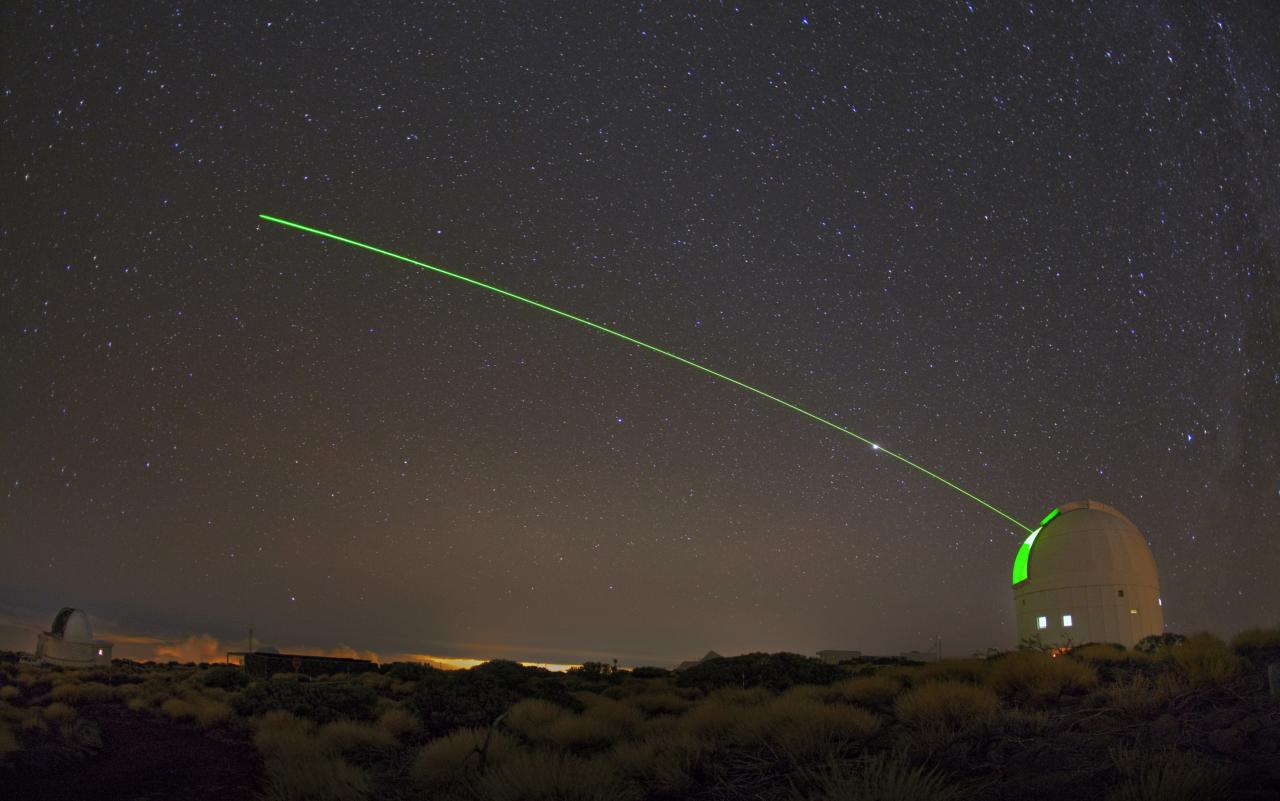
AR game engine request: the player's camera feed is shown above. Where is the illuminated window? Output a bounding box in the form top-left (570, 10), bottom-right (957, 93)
top-left (1130, 609), bottom-right (1139, 615)
top-left (97, 648), bottom-right (104, 656)
top-left (1036, 616), bottom-right (1047, 630)
top-left (1158, 597), bottom-right (1163, 606)
top-left (1062, 614), bottom-right (1073, 627)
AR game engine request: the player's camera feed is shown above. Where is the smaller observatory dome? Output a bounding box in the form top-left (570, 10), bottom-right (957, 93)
top-left (1012, 501), bottom-right (1163, 649)
top-left (51, 608), bottom-right (94, 643)
top-left (36, 607), bottom-right (113, 667)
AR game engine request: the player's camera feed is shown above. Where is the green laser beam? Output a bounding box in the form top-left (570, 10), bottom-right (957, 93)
top-left (259, 213), bottom-right (1035, 534)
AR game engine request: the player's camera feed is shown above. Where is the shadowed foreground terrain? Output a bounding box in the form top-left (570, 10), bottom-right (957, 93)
top-left (2, 630), bottom-right (1279, 800)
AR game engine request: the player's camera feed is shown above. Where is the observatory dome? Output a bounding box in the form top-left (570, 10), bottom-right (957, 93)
top-left (1011, 501), bottom-right (1163, 649)
top-left (35, 607), bottom-right (113, 667)
top-left (52, 608), bottom-right (94, 643)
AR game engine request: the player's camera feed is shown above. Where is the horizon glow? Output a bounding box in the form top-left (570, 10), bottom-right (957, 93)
top-left (259, 213), bottom-right (1035, 535)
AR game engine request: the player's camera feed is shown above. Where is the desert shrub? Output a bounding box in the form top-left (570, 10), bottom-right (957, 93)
top-left (610, 730), bottom-right (713, 797)
top-left (769, 701), bottom-right (880, 761)
top-left (918, 659), bottom-right (985, 685)
top-left (894, 681), bottom-right (1000, 728)
top-left (261, 752), bottom-right (372, 801)
top-left (50, 681), bottom-right (117, 705)
top-left (1103, 673), bottom-right (1187, 716)
top-left (1135, 633), bottom-right (1186, 654)
top-left (234, 680), bottom-right (377, 723)
top-left (985, 651), bottom-right (1097, 702)
top-left (1107, 746), bottom-right (1229, 801)
top-left (627, 690), bottom-right (692, 716)
top-left (806, 751), bottom-right (962, 801)
top-left (411, 726), bottom-right (520, 787)
top-left (356, 672), bottom-right (393, 691)
top-left (1228, 627), bottom-right (1280, 672)
top-left (505, 698), bottom-right (567, 743)
top-left (830, 674), bottom-right (904, 708)
top-left (255, 711), bottom-right (321, 759)
top-left (316, 720), bottom-right (396, 753)
top-left (1169, 633), bottom-right (1239, 685)
top-left (199, 665), bottom-right (251, 689)
top-left (0, 686), bottom-right (18, 701)
top-left (382, 661), bottom-right (441, 682)
top-left (675, 652), bottom-right (844, 693)
top-left (544, 714), bottom-right (621, 751)
top-left (42, 702), bottom-right (76, 725)
top-left (160, 695), bottom-right (232, 728)
top-left (479, 750), bottom-right (639, 801)
top-left (410, 661), bottom-right (581, 738)
top-left (374, 706), bottom-right (419, 738)
top-left (0, 721), bottom-right (19, 756)
top-left (582, 696), bottom-right (645, 739)
top-left (630, 666), bottom-right (670, 679)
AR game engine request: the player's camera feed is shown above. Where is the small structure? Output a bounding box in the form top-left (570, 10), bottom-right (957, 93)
top-left (35, 608), bottom-right (113, 667)
top-left (816, 649), bottom-right (862, 665)
top-left (225, 649), bottom-right (377, 678)
top-left (674, 650), bottom-right (722, 672)
top-left (1012, 500), bottom-right (1163, 648)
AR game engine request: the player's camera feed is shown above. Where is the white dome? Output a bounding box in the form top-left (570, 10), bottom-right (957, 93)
top-left (51, 608), bottom-right (94, 643)
top-left (1019, 501), bottom-right (1159, 591)
top-left (1011, 500), bottom-right (1163, 648)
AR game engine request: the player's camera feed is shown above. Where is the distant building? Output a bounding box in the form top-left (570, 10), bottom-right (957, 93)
top-left (35, 608), bottom-right (113, 667)
top-left (1012, 500), bottom-right (1163, 649)
top-left (225, 649), bottom-right (377, 678)
top-left (898, 650), bottom-right (939, 663)
top-left (674, 650), bottom-right (722, 671)
top-left (816, 649), bottom-right (862, 664)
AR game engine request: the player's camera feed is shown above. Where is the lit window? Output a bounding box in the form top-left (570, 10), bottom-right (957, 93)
top-left (1036, 616), bottom-right (1047, 630)
top-left (1062, 614), bottom-right (1073, 627)
top-left (1130, 609), bottom-right (1139, 615)
top-left (1158, 597), bottom-right (1163, 606)
top-left (97, 648), bottom-right (104, 656)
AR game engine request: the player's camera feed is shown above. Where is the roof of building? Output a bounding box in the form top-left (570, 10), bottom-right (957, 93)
top-left (49, 608), bottom-right (93, 643)
top-left (1012, 500), bottom-right (1159, 592)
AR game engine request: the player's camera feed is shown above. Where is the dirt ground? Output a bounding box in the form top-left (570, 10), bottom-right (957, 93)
top-left (6, 704), bottom-right (260, 801)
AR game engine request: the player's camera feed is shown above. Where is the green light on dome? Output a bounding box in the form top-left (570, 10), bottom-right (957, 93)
top-left (1011, 527), bottom-right (1041, 586)
top-left (258, 213), bottom-right (1037, 535)
top-left (1039, 508), bottom-right (1060, 527)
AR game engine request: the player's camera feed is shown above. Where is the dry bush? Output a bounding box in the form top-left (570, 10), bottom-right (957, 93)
top-left (505, 698), bottom-right (568, 743)
top-left (611, 730), bottom-right (712, 798)
top-left (1170, 633), bottom-right (1239, 685)
top-left (918, 659), bottom-right (985, 685)
top-left (770, 702), bottom-right (880, 761)
top-left (706, 685), bottom-right (773, 707)
top-left (1229, 626), bottom-right (1280, 650)
top-left (411, 726), bottom-right (520, 787)
top-left (1104, 673), bottom-right (1187, 716)
top-left (830, 674), bottom-right (904, 707)
top-left (51, 681), bottom-right (117, 705)
top-left (480, 750), bottom-right (640, 801)
top-left (160, 695), bottom-right (232, 728)
top-left (582, 697), bottom-right (645, 740)
top-left (356, 672), bottom-right (393, 691)
top-left (544, 713), bottom-right (621, 750)
top-left (42, 701), bottom-right (77, 725)
top-left (628, 690), bottom-right (692, 716)
top-left (1107, 746), bottom-right (1229, 801)
top-left (0, 721), bottom-right (19, 757)
top-left (805, 751), bottom-right (962, 801)
top-left (261, 752), bottom-right (372, 801)
top-left (0, 686), bottom-right (21, 702)
top-left (375, 706), bottom-right (419, 738)
top-left (317, 720), bottom-right (396, 753)
top-left (679, 695), bottom-right (752, 742)
top-left (894, 681), bottom-right (1000, 728)
top-left (985, 651), bottom-right (1097, 702)
top-left (255, 710), bottom-right (321, 759)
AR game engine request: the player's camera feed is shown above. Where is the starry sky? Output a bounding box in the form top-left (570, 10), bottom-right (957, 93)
top-left (2, 1), bottom-right (1277, 667)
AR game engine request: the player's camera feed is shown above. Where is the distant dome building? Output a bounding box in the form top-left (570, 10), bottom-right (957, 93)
top-left (35, 608), bottom-right (113, 667)
top-left (1012, 501), bottom-right (1163, 649)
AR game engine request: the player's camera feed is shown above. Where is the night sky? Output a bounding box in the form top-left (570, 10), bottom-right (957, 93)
top-left (3, 2), bottom-right (1277, 667)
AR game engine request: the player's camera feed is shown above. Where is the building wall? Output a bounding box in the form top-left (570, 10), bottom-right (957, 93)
top-left (1015, 582), bottom-right (1162, 648)
top-left (35, 634), bottom-right (112, 667)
